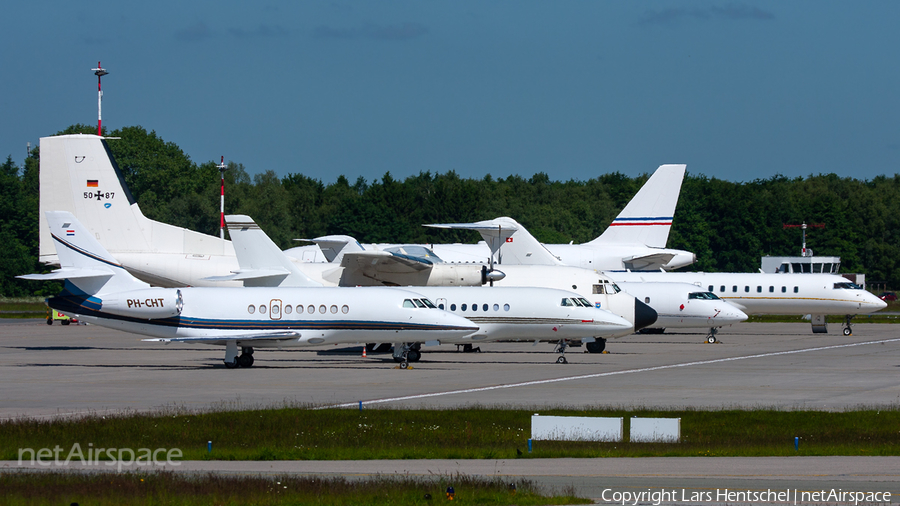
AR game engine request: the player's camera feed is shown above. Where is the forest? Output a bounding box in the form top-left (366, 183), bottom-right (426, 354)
top-left (2, 124), bottom-right (899, 297)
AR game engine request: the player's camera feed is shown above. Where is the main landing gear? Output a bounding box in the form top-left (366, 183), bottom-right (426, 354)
top-left (585, 338), bottom-right (607, 354)
top-left (392, 343), bottom-right (422, 368)
top-left (224, 343), bottom-right (254, 369)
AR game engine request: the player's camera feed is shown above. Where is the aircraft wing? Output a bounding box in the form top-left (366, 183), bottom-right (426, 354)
top-left (622, 253), bottom-right (677, 271)
top-left (340, 250), bottom-right (433, 273)
top-left (143, 331), bottom-right (301, 344)
top-left (203, 268), bottom-right (293, 282)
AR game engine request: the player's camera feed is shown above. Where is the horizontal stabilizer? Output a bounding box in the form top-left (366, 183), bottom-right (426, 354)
top-left (17, 268), bottom-right (114, 281)
top-left (304, 235), bottom-right (365, 263)
top-left (202, 268), bottom-right (293, 282)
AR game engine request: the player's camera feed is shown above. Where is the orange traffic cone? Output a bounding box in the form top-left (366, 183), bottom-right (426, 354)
top-left (362, 345), bottom-right (367, 358)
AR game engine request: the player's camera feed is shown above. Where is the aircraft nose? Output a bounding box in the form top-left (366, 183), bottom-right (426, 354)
top-left (633, 299), bottom-right (658, 331)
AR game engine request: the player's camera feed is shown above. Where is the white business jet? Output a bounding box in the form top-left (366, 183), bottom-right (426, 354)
top-left (419, 216), bottom-right (748, 342)
top-left (21, 212), bottom-right (478, 369)
top-left (609, 270), bottom-right (886, 336)
top-left (218, 215), bottom-right (634, 364)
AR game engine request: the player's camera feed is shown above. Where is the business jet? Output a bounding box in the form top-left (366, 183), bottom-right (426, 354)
top-left (609, 271), bottom-right (887, 336)
top-left (21, 212), bottom-right (478, 369)
top-left (219, 214), bottom-right (635, 364)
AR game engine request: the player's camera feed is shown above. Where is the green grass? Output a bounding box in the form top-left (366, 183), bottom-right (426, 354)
top-left (4, 406), bottom-right (900, 461)
top-left (0, 471), bottom-right (587, 505)
top-left (0, 298), bottom-right (48, 318)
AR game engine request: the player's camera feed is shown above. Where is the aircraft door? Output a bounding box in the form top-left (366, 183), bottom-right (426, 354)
top-left (436, 298), bottom-right (447, 310)
top-left (269, 299), bottom-right (282, 320)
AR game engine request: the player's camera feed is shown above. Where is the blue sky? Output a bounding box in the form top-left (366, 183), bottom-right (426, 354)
top-left (3, 1), bottom-right (898, 183)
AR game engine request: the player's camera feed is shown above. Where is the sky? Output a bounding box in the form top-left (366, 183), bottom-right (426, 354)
top-left (2, 1), bottom-right (898, 184)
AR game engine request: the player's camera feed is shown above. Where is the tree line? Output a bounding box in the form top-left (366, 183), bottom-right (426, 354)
top-left (2, 124), bottom-right (898, 297)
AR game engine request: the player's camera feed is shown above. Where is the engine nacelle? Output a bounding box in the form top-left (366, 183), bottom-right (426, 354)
top-left (101, 289), bottom-right (183, 319)
top-left (425, 264), bottom-right (487, 286)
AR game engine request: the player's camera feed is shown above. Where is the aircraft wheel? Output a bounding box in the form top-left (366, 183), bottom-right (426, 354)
top-left (462, 344), bottom-right (473, 353)
top-left (238, 354), bottom-right (254, 368)
top-left (843, 327), bottom-right (852, 336)
top-left (585, 339), bottom-right (606, 353)
top-left (407, 350), bottom-right (421, 362)
top-left (224, 358), bottom-right (239, 369)
top-left (556, 356), bottom-right (568, 364)
top-left (46, 319), bottom-right (53, 325)
top-left (707, 335), bottom-right (717, 344)
top-left (399, 361), bottom-right (409, 369)
top-left (61, 320), bottom-right (70, 326)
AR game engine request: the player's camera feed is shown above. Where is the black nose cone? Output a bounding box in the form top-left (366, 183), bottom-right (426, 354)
top-left (633, 299), bottom-right (658, 331)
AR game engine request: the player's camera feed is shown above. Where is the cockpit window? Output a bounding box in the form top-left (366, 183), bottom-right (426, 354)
top-left (610, 283), bottom-right (622, 293)
top-left (561, 298), bottom-right (575, 307)
top-left (384, 245), bottom-right (443, 262)
top-left (421, 298), bottom-right (437, 309)
top-left (578, 297), bottom-right (593, 307)
top-left (688, 292), bottom-right (720, 300)
top-left (403, 299), bottom-right (416, 308)
top-left (413, 299), bottom-right (427, 308)
top-left (834, 282), bottom-right (862, 290)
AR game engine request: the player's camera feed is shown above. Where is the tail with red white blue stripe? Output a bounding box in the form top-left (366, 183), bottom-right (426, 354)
top-left (588, 164), bottom-right (686, 248)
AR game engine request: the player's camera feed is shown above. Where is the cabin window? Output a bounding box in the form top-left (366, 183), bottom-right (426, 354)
top-left (645, 297), bottom-right (650, 304)
top-left (450, 304), bottom-right (457, 311)
top-left (793, 286), bottom-right (799, 293)
top-left (330, 305), bottom-right (338, 314)
top-left (482, 304), bottom-right (488, 311)
top-left (472, 303), bottom-right (478, 312)
top-left (247, 305), bottom-right (255, 314)
top-left (757, 286), bottom-right (762, 293)
top-left (461, 304), bottom-right (467, 311)
top-left (732, 286), bottom-right (738, 293)
top-left (744, 286), bottom-right (750, 293)
top-left (403, 299), bottom-right (416, 308)
top-left (318, 305), bottom-right (326, 314)
top-left (769, 286), bottom-right (774, 293)
top-left (259, 305), bottom-right (267, 314)
top-left (708, 285), bottom-right (714, 292)
top-left (272, 305), bottom-right (280, 316)
top-left (720, 285), bottom-right (725, 292)
top-left (297, 305), bottom-right (305, 314)
top-left (493, 304), bottom-right (499, 311)
top-left (781, 286), bottom-right (786, 293)
top-left (342, 305), bottom-right (349, 314)
top-left (503, 303), bottom-right (510, 311)
top-left (284, 305), bottom-right (292, 315)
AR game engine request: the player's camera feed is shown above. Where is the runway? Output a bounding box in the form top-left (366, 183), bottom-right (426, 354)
top-left (1, 320), bottom-right (898, 418)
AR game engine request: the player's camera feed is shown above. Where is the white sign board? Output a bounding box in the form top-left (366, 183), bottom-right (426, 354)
top-left (531, 415), bottom-right (623, 442)
top-left (630, 417), bottom-right (681, 443)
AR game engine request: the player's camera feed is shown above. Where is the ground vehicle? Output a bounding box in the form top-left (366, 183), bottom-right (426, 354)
top-left (47, 309), bottom-right (77, 325)
top-left (879, 292), bottom-right (897, 302)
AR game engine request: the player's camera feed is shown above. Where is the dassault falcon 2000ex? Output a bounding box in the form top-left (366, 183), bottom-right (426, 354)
top-left (215, 215), bottom-right (634, 364)
top-left (21, 212), bottom-right (478, 369)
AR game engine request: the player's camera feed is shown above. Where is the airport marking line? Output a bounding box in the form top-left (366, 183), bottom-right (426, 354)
top-left (324, 338), bottom-right (900, 408)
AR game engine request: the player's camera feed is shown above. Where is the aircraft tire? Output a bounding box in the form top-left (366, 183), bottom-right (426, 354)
top-left (585, 339), bottom-right (606, 353)
top-left (556, 356), bottom-right (567, 364)
top-left (400, 361), bottom-right (409, 369)
top-left (407, 350), bottom-right (421, 362)
top-left (707, 335), bottom-right (717, 344)
top-left (843, 327), bottom-right (852, 336)
top-left (224, 359), bottom-right (239, 369)
top-left (61, 320), bottom-right (70, 326)
top-left (46, 319), bottom-right (53, 325)
top-left (238, 354), bottom-right (254, 368)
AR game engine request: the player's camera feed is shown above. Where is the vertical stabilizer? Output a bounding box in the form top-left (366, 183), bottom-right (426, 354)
top-left (426, 217), bottom-right (564, 266)
top-left (23, 211), bottom-right (149, 295)
top-left (589, 164), bottom-right (686, 248)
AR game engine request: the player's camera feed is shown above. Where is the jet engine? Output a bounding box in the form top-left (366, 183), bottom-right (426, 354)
top-left (101, 289), bottom-right (184, 319)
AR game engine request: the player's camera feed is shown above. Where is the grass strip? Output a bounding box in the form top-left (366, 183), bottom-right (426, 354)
top-left (0, 470), bottom-right (587, 505)
top-left (4, 407), bottom-right (900, 460)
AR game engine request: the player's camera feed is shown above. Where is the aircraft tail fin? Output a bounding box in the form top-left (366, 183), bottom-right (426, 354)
top-left (39, 134), bottom-right (233, 265)
top-left (426, 217), bottom-right (564, 266)
top-left (588, 164), bottom-right (686, 248)
top-left (20, 211), bottom-right (149, 295)
top-left (204, 215), bottom-right (322, 287)
top-left (306, 235), bottom-right (366, 263)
